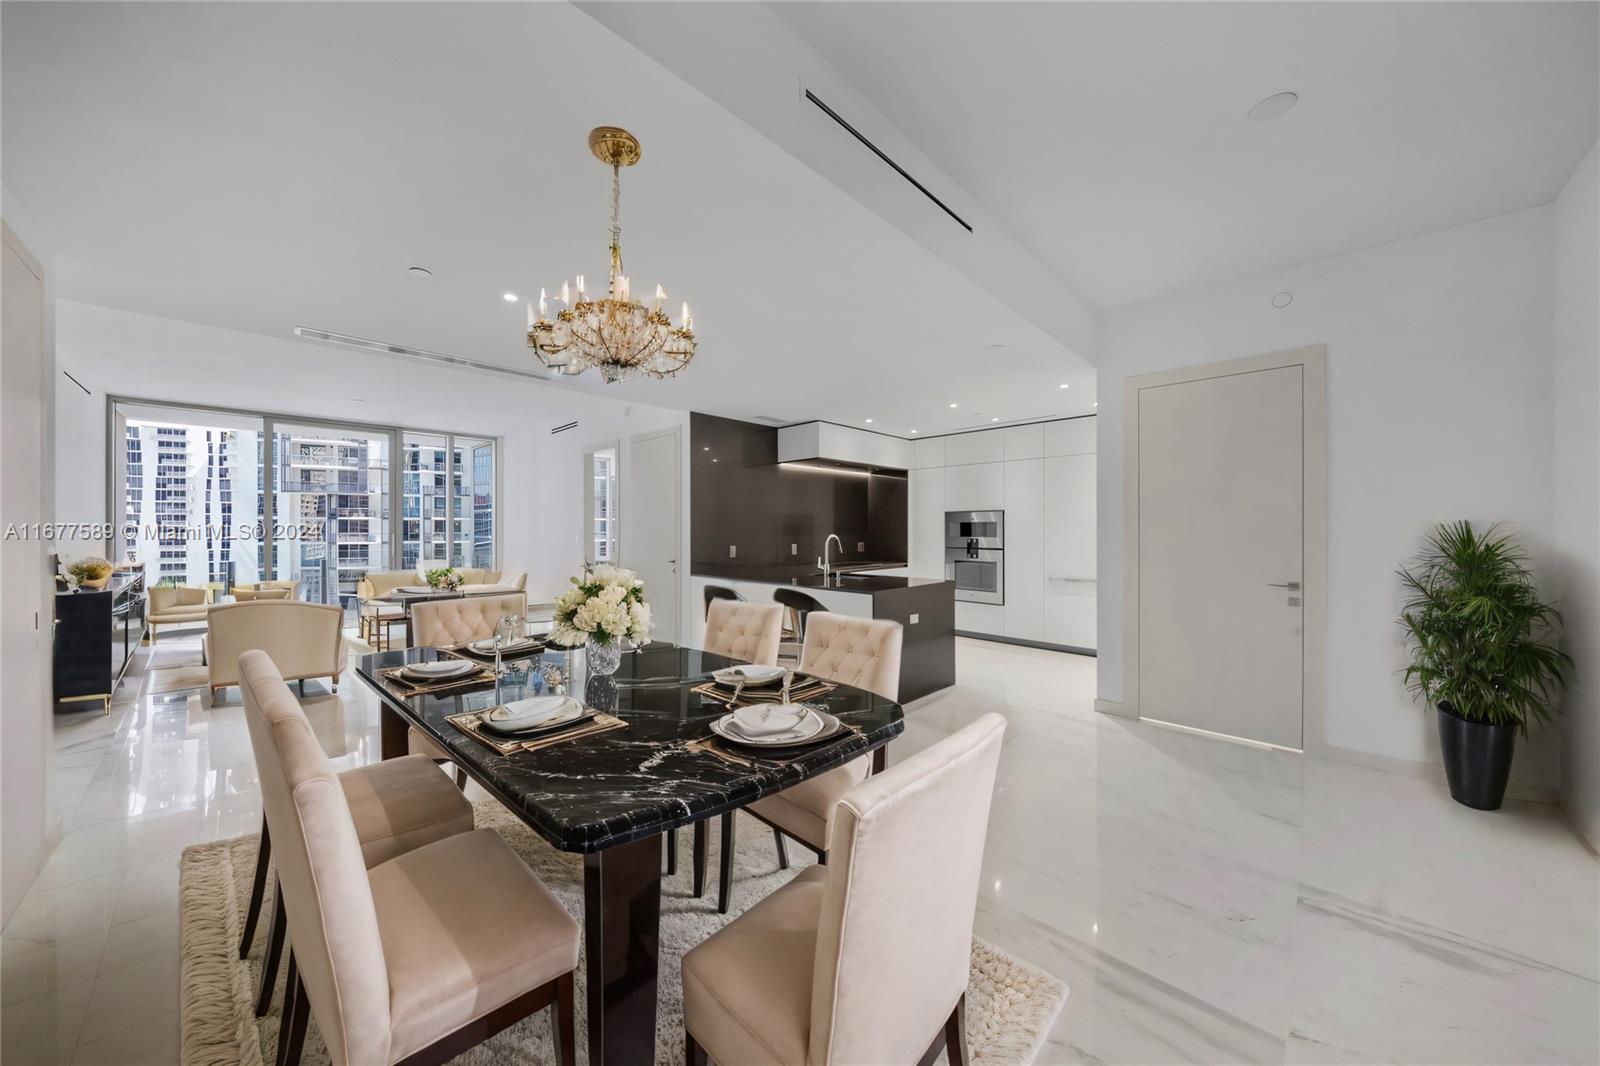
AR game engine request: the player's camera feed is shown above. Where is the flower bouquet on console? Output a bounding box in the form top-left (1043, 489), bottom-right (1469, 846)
top-left (550, 564), bottom-right (652, 676)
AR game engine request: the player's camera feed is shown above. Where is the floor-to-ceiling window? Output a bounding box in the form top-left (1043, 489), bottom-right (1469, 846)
top-left (110, 400), bottom-right (495, 616)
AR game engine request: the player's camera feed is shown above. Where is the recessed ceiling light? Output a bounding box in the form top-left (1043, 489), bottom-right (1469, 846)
top-left (502, 292), bottom-right (519, 302)
top-left (407, 266), bottom-right (433, 278)
top-left (1248, 91), bottom-right (1299, 123)
top-left (948, 402), bottom-right (958, 409)
top-left (1093, 402), bottom-right (1099, 408)
top-left (1272, 290), bottom-right (1294, 308)
top-left (864, 418), bottom-right (873, 424)
top-left (991, 417), bottom-right (1000, 423)
top-left (910, 429), bottom-right (918, 434)
top-left (1059, 383), bottom-right (1070, 389)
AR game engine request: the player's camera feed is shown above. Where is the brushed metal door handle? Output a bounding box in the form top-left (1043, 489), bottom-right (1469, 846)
top-left (1267, 581), bottom-right (1301, 590)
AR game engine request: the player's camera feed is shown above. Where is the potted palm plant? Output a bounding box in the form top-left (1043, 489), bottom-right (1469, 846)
top-left (1398, 521), bottom-right (1572, 810)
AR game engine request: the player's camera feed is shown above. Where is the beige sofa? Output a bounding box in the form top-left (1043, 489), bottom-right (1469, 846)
top-left (204, 599), bottom-right (344, 706)
top-left (146, 585), bottom-right (210, 643)
top-left (233, 579), bottom-right (300, 602)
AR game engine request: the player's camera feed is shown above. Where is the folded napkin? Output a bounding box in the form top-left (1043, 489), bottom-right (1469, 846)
top-left (486, 695), bottom-right (571, 729)
top-left (720, 664), bottom-right (786, 682)
top-left (731, 704), bottom-right (809, 738)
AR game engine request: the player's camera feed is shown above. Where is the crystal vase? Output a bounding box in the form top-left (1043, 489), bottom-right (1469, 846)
top-left (585, 636), bottom-right (622, 677)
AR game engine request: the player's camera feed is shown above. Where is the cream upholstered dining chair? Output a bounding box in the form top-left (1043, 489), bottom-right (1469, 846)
top-left (405, 593), bottom-right (529, 784)
top-left (204, 600), bottom-right (344, 706)
top-left (239, 714), bottom-right (474, 1019)
top-left (145, 584), bottom-right (209, 643)
top-left (410, 593), bottom-right (529, 648)
top-left (683, 712), bottom-right (1006, 1066)
top-left (686, 599), bottom-right (785, 901)
top-left (238, 650), bottom-right (579, 1066)
top-left (703, 598), bottom-right (784, 667)
top-left (702, 612), bottom-right (902, 915)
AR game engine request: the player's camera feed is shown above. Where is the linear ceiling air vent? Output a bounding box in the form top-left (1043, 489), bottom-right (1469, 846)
top-left (550, 420), bottom-right (579, 435)
top-left (749, 415), bottom-right (789, 426)
top-left (804, 89), bottom-right (972, 233)
top-left (292, 327), bottom-right (554, 382)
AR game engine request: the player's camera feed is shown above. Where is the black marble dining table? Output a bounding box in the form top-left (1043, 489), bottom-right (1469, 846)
top-left (354, 641), bottom-right (904, 1066)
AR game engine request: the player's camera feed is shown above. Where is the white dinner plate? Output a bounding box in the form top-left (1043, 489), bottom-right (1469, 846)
top-left (400, 659), bottom-right (477, 680)
top-left (710, 708), bottom-right (834, 748)
top-left (479, 696), bottom-right (588, 736)
top-left (711, 664), bottom-right (787, 687)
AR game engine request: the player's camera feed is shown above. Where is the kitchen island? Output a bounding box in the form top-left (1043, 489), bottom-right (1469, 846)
top-left (688, 566), bottom-right (955, 702)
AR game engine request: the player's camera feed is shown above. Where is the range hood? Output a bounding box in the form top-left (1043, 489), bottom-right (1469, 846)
top-left (776, 422), bottom-right (913, 472)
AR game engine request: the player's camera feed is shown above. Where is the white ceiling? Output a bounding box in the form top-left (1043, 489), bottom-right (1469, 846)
top-left (1, 2), bottom-right (1095, 441)
top-left (773, 1), bottom-right (1599, 307)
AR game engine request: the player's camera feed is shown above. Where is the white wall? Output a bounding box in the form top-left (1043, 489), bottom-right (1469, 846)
top-left (1552, 141), bottom-right (1600, 846)
top-left (1, 186), bottom-right (60, 924)
top-left (52, 301), bottom-right (692, 632)
top-left (514, 404), bottom-right (692, 641)
top-left (1096, 207), bottom-right (1563, 790)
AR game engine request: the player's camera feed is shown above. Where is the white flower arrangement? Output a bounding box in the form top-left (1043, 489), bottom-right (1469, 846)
top-left (422, 566), bottom-right (464, 591)
top-left (550, 564), bottom-right (652, 648)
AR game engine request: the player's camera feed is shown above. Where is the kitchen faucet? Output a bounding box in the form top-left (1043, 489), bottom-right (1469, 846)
top-left (819, 533), bottom-right (844, 583)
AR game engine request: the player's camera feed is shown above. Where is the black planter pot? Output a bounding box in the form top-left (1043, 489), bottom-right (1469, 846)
top-left (1436, 702), bottom-right (1516, 810)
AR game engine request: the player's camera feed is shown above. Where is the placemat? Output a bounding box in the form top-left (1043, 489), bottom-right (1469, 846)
top-left (690, 676), bottom-right (837, 707)
top-left (378, 663), bottom-right (497, 698)
top-left (446, 709), bottom-right (628, 755)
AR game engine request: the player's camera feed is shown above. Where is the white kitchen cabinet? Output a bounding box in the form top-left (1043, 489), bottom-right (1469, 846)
top-left (955, 601), bottom-right (1006, 636)
top-left (910, 466), bottom-right (947, 581)
top-left (1044, 417), bottom-right (1096, 457)
top-left (945, 428), bottom-right (1006, 466)
top-left (1043, 453), bottom-right (1097, 649)
top-left (1003, 458), bottom-right (1044, 640)
top-left (945, 461), bottom-right (1004, 511)
top-left (1004, 423), bottom-right (1044, 460)
top-left (913, 436), bottom-right (948, 469)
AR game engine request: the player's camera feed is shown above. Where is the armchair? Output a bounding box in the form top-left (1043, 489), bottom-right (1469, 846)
top-left (146, 585), bottom-right (209, 643)
top-left (204, 599), bottom-right (344, 706)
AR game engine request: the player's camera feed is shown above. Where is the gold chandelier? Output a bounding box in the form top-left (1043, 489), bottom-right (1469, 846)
top-left (526, 127), bottom-right (696, 382)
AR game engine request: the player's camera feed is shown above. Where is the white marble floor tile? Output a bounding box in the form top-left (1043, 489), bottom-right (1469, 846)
top-left (98, 909), bottom-right (179, 977)
top-left (0, 979), bottom-right (94, 1066)
top-left (70, 1011), bottom-right (180, 1066)
top-left (76, 953), bottom-right (182, 1046)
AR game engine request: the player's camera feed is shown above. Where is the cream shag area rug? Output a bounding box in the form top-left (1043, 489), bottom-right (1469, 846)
top-left (180, 801), bottom-right (1067, 1066)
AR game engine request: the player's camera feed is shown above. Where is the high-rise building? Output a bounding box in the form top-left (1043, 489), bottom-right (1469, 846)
top-left (121, 422), bottom-right (262, 586)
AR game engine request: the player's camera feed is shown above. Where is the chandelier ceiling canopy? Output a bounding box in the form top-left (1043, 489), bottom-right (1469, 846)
top-left (525, 127), bottom-right (696, 383)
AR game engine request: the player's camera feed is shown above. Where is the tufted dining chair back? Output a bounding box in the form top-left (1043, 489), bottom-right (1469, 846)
top-left (808, 713), bottom-right (1006, 1064)
top-left (797, 613), bottom-right (903, 701)
top-left (239, 650), bottom-right (392, 1065)
top-left (703, 599), bottom-right (783, 666)
top-left (409, 593), bottom-right (528, 648)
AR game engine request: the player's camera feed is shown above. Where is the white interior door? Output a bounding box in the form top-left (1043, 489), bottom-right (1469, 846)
top-left (2, 223), bottom-right (48, 924)
top-left (628, 429), bottom-right (680, 646)
top-left (1137, 365), bottom-right (1304, 748)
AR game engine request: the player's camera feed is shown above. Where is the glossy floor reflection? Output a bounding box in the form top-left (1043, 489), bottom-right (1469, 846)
top-left (3, 633), bottom-right (1596, 1064)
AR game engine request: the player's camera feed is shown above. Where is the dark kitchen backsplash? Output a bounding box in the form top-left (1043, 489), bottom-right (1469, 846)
top-left (690, 412), bottom-right (908, 575)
